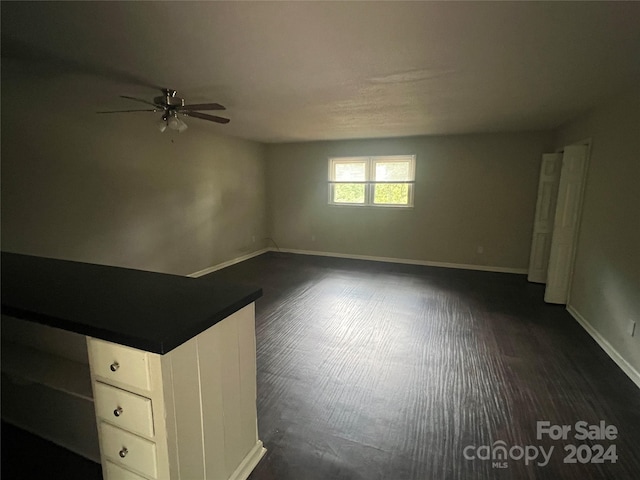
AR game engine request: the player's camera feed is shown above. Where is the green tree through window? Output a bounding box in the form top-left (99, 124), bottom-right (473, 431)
top-left (329, 156), bottom-right (415, 207)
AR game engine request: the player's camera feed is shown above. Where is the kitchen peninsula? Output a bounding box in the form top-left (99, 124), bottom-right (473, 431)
top-left (1, 252), bottom-right (265, 480)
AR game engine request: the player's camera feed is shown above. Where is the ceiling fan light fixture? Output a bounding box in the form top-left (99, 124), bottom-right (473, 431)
top-left (176, 116), bottom-right (188, 133)
top-left (166, 112), bottom-right (187, 133)
top-left (158, 117), bottom-right (168, 132)
top-left (167, 114), bottom-right (179, 131)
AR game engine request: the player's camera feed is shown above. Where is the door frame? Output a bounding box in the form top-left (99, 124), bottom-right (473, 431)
top-left (563, 138), bottom-right (591, 305)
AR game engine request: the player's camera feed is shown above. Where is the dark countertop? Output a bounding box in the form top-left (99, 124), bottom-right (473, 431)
top-left (1, 252), bottom-right (262, 354)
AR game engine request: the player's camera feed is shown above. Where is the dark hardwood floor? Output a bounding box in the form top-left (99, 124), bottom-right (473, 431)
top-left (3, 252), bottom-right (639, 479)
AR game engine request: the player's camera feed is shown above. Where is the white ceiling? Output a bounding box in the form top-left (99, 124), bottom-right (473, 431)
top-left (2, 1), bottom-right (639, 143)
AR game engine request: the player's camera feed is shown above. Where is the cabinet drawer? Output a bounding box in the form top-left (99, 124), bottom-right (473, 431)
top-left (101, 423), bottom-right (157, 479)
top-left (88, 339), bottom-right (150, 391)
top-left (94, 382), bottom-right (154, 437)
top-left (105, 461), bottom-right (148, 480)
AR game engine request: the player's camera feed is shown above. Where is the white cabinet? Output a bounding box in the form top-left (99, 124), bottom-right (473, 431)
top-left (101, 423), bottom-right (158, 478)
top-left (93, 382), bottom-right (154, 437)
top-left (87, 303), bottom-right (265, 480)
top-left (105, 462), bottom-right (149, 480)
top-left (89, 340), bottom-right (151, 392)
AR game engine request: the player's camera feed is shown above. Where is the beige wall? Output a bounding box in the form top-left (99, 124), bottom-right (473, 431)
top-left (266, 132), bottom-right (553, 270)
top-left (555, 89), bottom-right (640, 374)
top-left (1, 68), bottom-right (268, 276)
top-left (1, 68), bottom-right (270, 458)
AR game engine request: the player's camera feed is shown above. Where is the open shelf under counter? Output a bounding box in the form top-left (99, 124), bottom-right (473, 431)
top-left (1, 340), bottom-right (93, 401)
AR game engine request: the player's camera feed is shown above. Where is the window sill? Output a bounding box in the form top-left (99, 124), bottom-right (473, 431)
top-left (328, 203), bottom-right (414, 209)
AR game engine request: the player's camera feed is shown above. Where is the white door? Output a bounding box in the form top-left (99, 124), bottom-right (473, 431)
top-left (544, 144), bottom-right (589, 304)
top-left (528, 153), bottom-right (563, 283)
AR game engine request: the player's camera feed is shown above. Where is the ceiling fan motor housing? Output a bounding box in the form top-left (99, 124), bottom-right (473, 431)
top-left (155, 94), bottom-right (184, 107)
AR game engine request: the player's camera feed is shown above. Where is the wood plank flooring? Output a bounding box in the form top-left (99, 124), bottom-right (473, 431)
top-left (210, 252), bottom-right (640, 480)
top-left (3, 252), bottom-right (639, 479)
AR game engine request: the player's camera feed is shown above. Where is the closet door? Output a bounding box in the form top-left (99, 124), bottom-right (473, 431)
top-left (544, 144), bottom-right (589, 304)
top-left (528, 153), bottom-right (562, 283)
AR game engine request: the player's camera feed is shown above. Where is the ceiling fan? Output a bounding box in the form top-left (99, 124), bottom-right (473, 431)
top-left (97, 88), bottom-right (229, 132)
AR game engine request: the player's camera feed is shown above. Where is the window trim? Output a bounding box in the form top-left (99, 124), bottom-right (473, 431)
top-left (328, 155), bottom-right (416, 207)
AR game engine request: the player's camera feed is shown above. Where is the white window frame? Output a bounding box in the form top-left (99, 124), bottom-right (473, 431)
top-left (328, 155), bottom-right (416, 207)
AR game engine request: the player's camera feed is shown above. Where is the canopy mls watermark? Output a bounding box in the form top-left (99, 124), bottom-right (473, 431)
top-left (463, 420), bottom-right (618, 469)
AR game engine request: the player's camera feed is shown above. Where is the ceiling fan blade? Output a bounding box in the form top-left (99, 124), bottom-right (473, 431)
top-left (178, 103), bottom-right (226, 111)
top-left (120, 95), bottom-right (163, 109)
top-left (182, 111), bottom-right (230, 124)
top-left (96, 109), bottom-right (157, 114)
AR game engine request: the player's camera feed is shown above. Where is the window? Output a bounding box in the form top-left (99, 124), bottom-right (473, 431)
top-left (328, 155), bottom-right (416, 207)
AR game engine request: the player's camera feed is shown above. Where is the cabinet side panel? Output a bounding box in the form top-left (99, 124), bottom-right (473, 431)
top-left (218, 310), bottom-right (249, 474)
top-left (197, 324), bottom-right (228, 479)
top-left (237, 304), bottom-right (259, 449)
top-left (159, 354), bottom-right (180, 480)
top-left (169, 338), bottom-right (205, 480)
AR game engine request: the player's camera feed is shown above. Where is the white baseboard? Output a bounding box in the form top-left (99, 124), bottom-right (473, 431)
top-left (229, 440), bottom-right (266, 480)
top-left (567, 304), bottom-right (640, 390)
top-left (274, 248), bottom-right (528, 274)
top-left (190, 247), bottom-right (528, 275)
top-left (187, 249), bottom-right (270, 278)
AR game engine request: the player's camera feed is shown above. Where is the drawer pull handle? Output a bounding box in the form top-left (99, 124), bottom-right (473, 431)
top-left (119, 447), bottom-right (128, 458)
top-left (110, 362), bottom-right (120, 372)
top-left (113, 406), bottom-right (123, 417)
